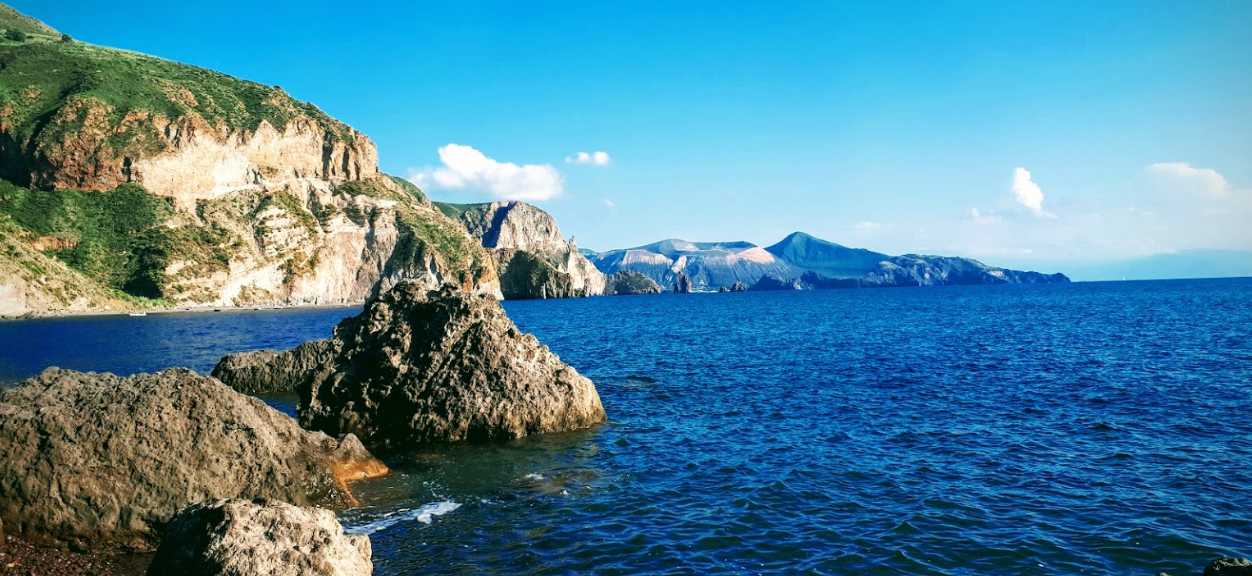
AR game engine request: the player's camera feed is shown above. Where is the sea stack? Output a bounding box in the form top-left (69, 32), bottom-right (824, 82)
top-left (214, 281), bottom-right (606, 450)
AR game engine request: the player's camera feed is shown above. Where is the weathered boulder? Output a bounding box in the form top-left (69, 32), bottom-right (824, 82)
top-left (148, 499), bottom-right (372, 576)
top-left (212, 341), bottom-right (334, 395)
top-left (0, 368), bottom-right (387, 550)
top-left (215, 281), bottom-right (606, 449)
top-left (605, 270), bottom-right (663, 295)
top-left (1206, 558), bottom-right (1252, 576)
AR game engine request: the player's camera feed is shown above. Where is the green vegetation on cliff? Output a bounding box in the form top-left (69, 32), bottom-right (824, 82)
top-left (0, 179), bottom-right (173, 296)
top-left (0, 20), bottom-right (353, 186)
top-left (0, 4), bottom-right (55, 37)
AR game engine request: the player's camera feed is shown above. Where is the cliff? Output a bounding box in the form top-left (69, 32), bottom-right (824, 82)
top-left (439, 200), bottom-right (605, 299)
top-left (0, 12), bottom-right (499, 315)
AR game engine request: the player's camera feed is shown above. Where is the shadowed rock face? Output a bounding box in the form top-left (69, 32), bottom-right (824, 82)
top-left (1205, 558), bottom-right (1252, 576)
top-left (0, 368), bottom-right (386, 551)
top-left (215, 281), bottom-right (606, 450)
top-left (606, 270), bottom-right (663, 295)
top-left (212, 340), bottom-right (333, 395)
top-left (148, 499), bottom-right (372, 576)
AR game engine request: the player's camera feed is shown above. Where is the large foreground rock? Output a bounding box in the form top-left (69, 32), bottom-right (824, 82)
top-left (0, 368), bottom-right (387, 550)
top-left (215, 282), bottom-right (606, 449)
top-left (148, 499), bottom-right (371, 576)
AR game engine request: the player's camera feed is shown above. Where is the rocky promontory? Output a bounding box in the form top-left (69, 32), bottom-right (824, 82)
top-left (214, 281), bottom-right (606, 450)
top-left (606, 270), bottom-right (663, 295)
top-left (148, 499), bottom-right (372, 576)
top-left (439, 201), bottom-right (606, 299)
top-left (0, 368), bottom-right (387, 550)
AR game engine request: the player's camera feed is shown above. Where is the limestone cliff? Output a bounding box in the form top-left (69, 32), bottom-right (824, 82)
top-left (0, 13), bottom-right (499, 315)
top-left (439, 200), bottom-right (606, 299)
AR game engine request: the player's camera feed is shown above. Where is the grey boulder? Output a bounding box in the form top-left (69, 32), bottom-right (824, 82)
top-left (0, 368), bottom-right (387, 550)
top-left (148, 499), bottom-right (372, 576)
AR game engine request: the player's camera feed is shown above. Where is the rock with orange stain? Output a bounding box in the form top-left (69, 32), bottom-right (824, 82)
top-left (0, 368), bottom-right (387, 551)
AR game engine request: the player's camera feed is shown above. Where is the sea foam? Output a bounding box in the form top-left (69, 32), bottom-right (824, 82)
top-left (345, 500), bottom-right (462, 535)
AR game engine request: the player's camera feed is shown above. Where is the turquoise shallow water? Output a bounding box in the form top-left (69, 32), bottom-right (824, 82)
top-left (2, 279), bottom-right (1251, 574)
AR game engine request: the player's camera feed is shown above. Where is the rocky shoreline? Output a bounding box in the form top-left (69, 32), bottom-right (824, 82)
top-left (0, 282), bottom-right (605, 575)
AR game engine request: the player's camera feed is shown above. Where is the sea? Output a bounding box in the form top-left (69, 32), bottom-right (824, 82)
top-left (1, 278), bottom-right (1250, 575)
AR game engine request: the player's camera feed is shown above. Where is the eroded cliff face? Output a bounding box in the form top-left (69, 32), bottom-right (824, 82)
top-left (0, 37), bottom-right (500, 315)
top-left (23, 100), bottom-right (364, 207)
top-left (441, 200), bottom-right (605, 299)
top-left (160, 176), bottom-right (500, 309)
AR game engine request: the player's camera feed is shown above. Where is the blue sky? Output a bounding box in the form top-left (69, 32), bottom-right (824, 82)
top-left (21, 0), bottom-right (1252, 270)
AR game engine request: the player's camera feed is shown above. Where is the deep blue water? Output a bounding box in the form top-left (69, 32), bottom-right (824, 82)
top-left (2, 279), bottom-right (1251, 575)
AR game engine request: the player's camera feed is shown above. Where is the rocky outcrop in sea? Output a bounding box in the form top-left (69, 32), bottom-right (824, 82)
top-left (606, 270), bottom-right (663, 295)
top-left (718, 281), bottom-right (748, 293)
top-left (148, 499), bottom-right (372, 576)
top-left (0, 368), bottom-right (387, 550)
top-left (673, 271), bottom-right (693, 293)
top-left (214, 281), bottom-right (606, 450)
top-left (439, 201), bottom-right (606, 299)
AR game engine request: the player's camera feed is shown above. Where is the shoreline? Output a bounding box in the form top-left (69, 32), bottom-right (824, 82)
top-left (0, 301), bottom-right (366, 322)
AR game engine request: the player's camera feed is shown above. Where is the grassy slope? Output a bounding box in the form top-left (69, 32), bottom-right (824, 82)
top-left (0, 22), bottom-right (352, 185)
top-left (0, 4), bottom-right (55, 36)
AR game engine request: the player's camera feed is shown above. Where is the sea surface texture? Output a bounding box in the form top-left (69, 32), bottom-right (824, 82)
top-left (1, 279), bottom-right (1250, 574)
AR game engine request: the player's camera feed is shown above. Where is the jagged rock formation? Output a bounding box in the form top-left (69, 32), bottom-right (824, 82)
top-left (214, 281), bottom-right (606, 450)
top-left (0, 368), bottom-right (387, 550)
top-left (718, 281), bottom-right (748, 293)
top-left (149, 500), bottom-right (372, 576)
top-left (0, 12), bottom-right (499, 315)
top-left (605, 270), bottom-right (663, 295)
top-left (439, 200), bottom-right (605, 299)
top-left (594, 232), bottom-right (1069, 291)
top-left (592, 239), bottom-right (795, 291)
top-left (673, 270), bottom-right (693, 293)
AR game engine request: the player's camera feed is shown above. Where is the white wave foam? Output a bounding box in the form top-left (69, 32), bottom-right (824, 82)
top-left (345, 501), bottom-right (461, 535)
top-left (523, 473), bottom-right (544, 481)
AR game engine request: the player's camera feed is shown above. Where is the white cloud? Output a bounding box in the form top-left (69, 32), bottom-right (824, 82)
top-left (602, 198), bottom-right (616, 209)
top-left (409, 144), bottom-right (563, 201)
top-left (968, 207), bottom-right (1002, 225)
top-left (565, 151), bottom-right (612, 166)
top-left (1147, 162), bottom-right (1231, 199)
top-left (853, 221), bottom-right (881, 231)
top-left (1012, 167), bottom-right (1054, 218)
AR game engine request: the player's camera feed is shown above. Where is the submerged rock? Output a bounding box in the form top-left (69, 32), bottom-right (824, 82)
top-left (605, 270), bottom-right (663, 295)
top-left (1206, 558), bottom-right (1252, 576)
top-left (148, 499), bottom-right (372, 576)
top-left (214, 281), bottom-right (606, 450)
top-left (0, 368), bottom-right (387, 550)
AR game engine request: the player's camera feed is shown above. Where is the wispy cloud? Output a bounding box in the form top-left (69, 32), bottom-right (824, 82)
top-left (409, 144), bottom-right (563, 201)
top-left (602, 198), bottom-right (617, 209)
top-left (1147, 162), bottom-right (1231, 199)
top-left (853, 221), bottom-right (881, 231)
top-left (968, 207), bottom-right (1002, 225)
top-left (1012, 167), bottom-right (1054, 218)
top-left (565, 151), bottom-right (612, 166)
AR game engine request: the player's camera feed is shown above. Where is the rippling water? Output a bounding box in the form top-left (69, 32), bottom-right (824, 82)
top-left (2, 279), bottom-right (1250, 574)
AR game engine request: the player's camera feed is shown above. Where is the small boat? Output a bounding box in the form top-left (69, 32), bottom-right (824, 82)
top-left (127, 312), bottom-right (148, 317)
